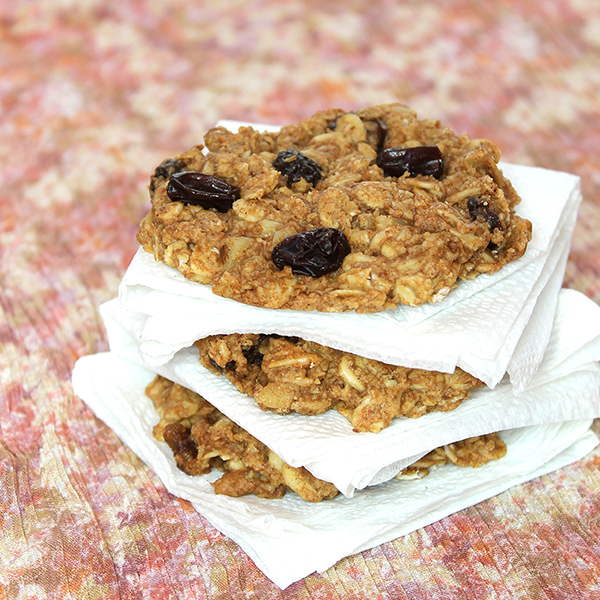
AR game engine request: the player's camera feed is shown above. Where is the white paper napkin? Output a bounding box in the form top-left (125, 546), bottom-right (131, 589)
top-left (100, 288), bottom-right (600, 496)
top-left (71, 119), bottom-right (599, 589)
top-left (120, 162), bottom-right (581, 389)
top-left (71, 350), bottom-right (598, 589)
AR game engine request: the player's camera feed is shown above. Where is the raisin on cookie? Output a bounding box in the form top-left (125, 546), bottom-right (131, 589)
top-left (146, 375), bottom-right (506, 501)
top-left (195, 333), bottom-right (484, 433)
top-left (137, 103), bottom-right (532, 313)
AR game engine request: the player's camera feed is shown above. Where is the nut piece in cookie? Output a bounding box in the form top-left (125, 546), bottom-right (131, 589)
top-left (137, 103), bottom-right (532, 312)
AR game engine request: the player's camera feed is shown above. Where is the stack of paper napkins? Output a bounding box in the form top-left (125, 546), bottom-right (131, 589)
top-left (73, 132), bottom-right (600, 588)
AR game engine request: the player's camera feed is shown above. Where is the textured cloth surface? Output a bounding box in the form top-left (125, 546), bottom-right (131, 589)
top-left (2, 1), bottom-right (600, 598)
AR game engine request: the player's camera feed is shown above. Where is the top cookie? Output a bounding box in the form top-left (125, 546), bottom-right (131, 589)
top-left (137, 103), bottom-right (532, 313)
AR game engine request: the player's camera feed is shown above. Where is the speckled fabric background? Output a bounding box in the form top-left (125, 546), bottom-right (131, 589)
top-left (2, 1), bottom-right (600, 598)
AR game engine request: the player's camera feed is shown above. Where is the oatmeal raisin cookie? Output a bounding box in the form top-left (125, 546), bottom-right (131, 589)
top-left (195, 333), bottom-right (484, 433)
top-left (146, 375), bottom-right (506, 501)
top-left (137, 103), bottom-right (532, 312)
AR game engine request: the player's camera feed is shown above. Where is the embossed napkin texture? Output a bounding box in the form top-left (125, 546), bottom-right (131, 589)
top-left (119, 155), bottom-right (581, 391)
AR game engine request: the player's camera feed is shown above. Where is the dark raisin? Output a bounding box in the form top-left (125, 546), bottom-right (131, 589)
top-left (242, 335), bottom-right (268, 367)
top-left (467, 197), bottom-right (503, 232)
top-left (149, 158), bottom-right (186, 192)
top-left (225, 360), bottom-right (237, 370)
top-left (363, 118), bottom-right (388, 154)
top-left (272, 227), bottom-right (351, 277)
top-left (166, 171), bottom-right (240, 212)
top-left (163, 423), bottom-right (198, 463)
top-left (242, 334), bottom-right (301, 367)
top-left (273, 149), bottom-right (323, 187)
top-left (376, 146), bottom-right (443, 179)
top-left (242, 346), bottom-right (264, 367)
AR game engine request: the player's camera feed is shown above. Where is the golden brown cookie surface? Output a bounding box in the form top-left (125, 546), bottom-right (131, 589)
top-left (195, 333), bottom-right (484, 433)
top-left (138, 103), bottom-right (532, 312)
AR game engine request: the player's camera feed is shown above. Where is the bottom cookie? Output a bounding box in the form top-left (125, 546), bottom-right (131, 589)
top-left (146, 375), bottom-right (507, 502)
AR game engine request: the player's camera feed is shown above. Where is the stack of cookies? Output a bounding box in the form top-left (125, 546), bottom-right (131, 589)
top-left (73, 104), bottom-right (600, 586)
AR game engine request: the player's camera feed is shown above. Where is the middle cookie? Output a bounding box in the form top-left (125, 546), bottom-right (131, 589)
top-left (195, 333), bottom-right (484, 433)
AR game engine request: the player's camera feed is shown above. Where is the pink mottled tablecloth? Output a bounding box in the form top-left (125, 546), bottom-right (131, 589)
top-left (2, 1), bottom-right (600, 598)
